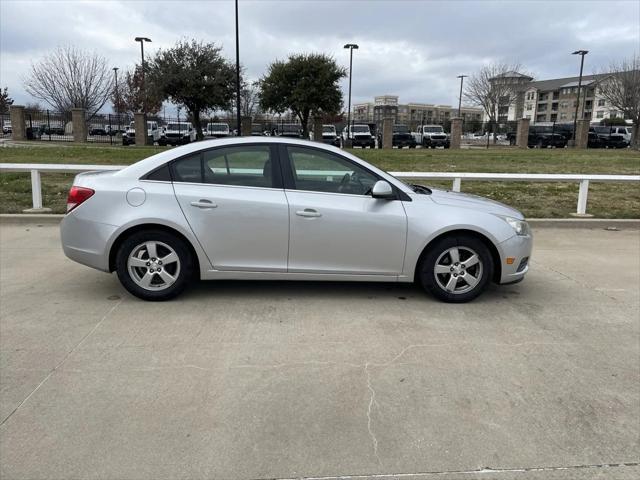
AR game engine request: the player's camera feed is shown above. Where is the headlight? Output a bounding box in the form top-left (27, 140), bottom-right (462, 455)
top-left (500, 216), bottom-right (530, 236)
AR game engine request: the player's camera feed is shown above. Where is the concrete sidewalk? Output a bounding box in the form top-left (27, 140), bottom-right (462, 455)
top-left (0, 223), bottom-right (638, 479)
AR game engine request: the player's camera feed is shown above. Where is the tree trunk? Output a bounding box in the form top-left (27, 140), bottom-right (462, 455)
top-left (299, 111), bottom-right (310, 139)
top-left (192, 109), bottom-right (203, 141)
top-left (632, 118), bottom-right (640, 150)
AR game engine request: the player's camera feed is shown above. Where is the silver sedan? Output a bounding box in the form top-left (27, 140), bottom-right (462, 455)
top-left (60, 137), bottom-right (532, 302)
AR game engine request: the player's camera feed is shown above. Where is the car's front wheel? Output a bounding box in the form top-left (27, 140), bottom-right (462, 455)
top-left (115, 230), bottom-right (194, 301)
top-left (418, 234), bottom-right (493, 303)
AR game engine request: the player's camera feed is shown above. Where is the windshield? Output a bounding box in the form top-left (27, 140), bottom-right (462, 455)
top-left (593, 127), bottom-right (610, 134)
top-left (394, 125), bottom-right (409, 133)
top-left (323, 126), bottom-right (336, 133)
top-left (351, 125), bottom-right (370, 133)
top-left (167, 123), bottom-right (190, 130)
top-left (423, 127), bottom-right (444, 133)
top-left (209, 124), bottom-right (228, 132)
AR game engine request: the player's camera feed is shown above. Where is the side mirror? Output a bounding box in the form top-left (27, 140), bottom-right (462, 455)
top-left (371, 180), bottom-right (394, 199)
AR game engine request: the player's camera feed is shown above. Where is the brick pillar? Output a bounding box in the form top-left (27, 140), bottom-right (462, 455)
top-left (516, 118), bottom-right (530, 149)
top-left (241, 116), bottom-right (252, 137)
top-left (134, 112), bottom-right (148, 145)
top-left (71, 108), bottom-right (87, 143)
top-left (313, 116), bottom-right (323, 143)
top-left (382, 117), bottom-right (393, 149)
top-left (9, 105), bottom-right (26, 140)
top-left (574, 119), bottom-right (589, 149)
top-left (450, 117), bottom-right (462, 149)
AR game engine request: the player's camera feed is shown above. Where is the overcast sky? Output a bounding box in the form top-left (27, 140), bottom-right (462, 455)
top-left (1, 0), bottom-right (639, 112)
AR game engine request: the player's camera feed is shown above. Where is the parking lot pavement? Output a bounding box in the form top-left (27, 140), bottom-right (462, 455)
top-left (0, 222), bottom-right (638, 480)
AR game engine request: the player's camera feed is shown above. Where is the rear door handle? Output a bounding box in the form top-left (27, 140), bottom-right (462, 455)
top-left (190, 200), bottom-right (217, 209)
top-left (296, 208), bottom-right (322, 218)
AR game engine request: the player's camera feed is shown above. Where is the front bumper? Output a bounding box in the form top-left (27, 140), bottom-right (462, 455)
top-left (351, 136), bottom-right (375, 147)
top-left (497, 233), bottom-right (533, 284)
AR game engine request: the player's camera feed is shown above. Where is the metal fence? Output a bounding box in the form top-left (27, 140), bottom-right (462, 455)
top-left (15, 110), bottom-right (132, 144)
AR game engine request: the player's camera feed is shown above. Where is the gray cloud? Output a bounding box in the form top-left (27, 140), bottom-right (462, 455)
top-left (1, 0), bottom-right (638, 110)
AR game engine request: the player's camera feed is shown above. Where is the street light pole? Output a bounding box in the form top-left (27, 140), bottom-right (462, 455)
top-left (457, 75), bottom-right (467, 118)
top-left (113, 67), bottom-right (119, 131)
top-left (343, 43), bottom-right (359, 144)
top-left (571, 50), bottom-right (588, 147)
top-left (235, 0), bottom-right (242, 136)
top-left (134, 37), bottom-right (152, 113)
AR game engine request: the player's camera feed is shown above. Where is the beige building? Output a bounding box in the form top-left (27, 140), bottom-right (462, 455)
top-left (523, 73), bottom-right (626, 124)
top-left (353, 95), bottom-right (483, 128)
top-left (486, 72), bottom-right (630, 124)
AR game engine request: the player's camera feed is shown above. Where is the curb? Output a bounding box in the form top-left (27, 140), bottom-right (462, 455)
top-left (528, 219), bottom-right (640, 229)
top-left (0, 214), bottom-right (65, 225)
top-left (1, 214), bottom-right (639, 229)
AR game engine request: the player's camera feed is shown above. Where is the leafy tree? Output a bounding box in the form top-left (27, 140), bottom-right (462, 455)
top-left (111, 66), bottom-right (163, 116)
top-left (148, 39), bottom-right (236, 140)
top-left (597, 54), bottom-right (640, 149)
top-left (259, 53), bottom-right (346, 138)
top-left (23, 45), bottom-right (112, 116)
top-left (0, 87), bottom-right (13, 115)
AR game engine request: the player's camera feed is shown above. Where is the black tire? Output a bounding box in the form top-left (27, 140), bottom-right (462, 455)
top-left (418, 234), bottom-right (494, 303)
top-left (115, 229), bottom-right (194, 301)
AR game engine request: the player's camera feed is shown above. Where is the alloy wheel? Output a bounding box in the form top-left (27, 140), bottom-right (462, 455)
top-left (434, 246), bottom-right (484, 295)
top-left (127, 241), bottom-right (181, 291)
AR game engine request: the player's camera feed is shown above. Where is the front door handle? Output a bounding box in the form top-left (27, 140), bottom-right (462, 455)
top-left (190, 199), bottom-right (218, 209)
top-left (296, 208), bottom-right (322, 218)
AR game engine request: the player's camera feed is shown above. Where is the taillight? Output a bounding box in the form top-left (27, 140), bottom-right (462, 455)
top-left (66, 186), bottom-right (95, 213)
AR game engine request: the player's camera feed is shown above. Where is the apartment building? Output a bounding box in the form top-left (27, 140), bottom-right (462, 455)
top-left (352, 95), bottom-right (483, 127)
top-left (485, 72), bottom-right (629, 124)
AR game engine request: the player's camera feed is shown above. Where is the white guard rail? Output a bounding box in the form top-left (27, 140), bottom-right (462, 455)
top-left (0, 163), bottom-right (638, 215)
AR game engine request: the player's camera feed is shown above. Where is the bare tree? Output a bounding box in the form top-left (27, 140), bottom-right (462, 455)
top-left (598, 54), bottom-right (640, 149)
top-left (464, 63), bottom-right (530, 141)
top-left (23, 46), bottom-right (113, 117)
top-left (241, 80), bottom-right (261, 117)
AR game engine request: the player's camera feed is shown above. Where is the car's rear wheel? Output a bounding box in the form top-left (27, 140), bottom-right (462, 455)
top-left (115, 230), bottom-right (193, 301)
top-left (418, 234), bottom-right (493, 303)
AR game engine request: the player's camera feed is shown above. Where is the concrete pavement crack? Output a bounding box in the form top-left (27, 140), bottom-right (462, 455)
top-left (364, 362), bottom-right (382, 468)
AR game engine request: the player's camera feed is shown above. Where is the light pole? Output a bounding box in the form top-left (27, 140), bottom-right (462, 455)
top-left (343, 43), bottom-right (359, 145)
top-left (457, 75), bottom-right (467, 118)
top-left (134, 37), bottom-right (152, 113)
top-left (235, 0), bottom-right (242, 136)
top-left (571, 50), bottom-right (588, 147)
top-left (112, 67), bottom-right (119, 131)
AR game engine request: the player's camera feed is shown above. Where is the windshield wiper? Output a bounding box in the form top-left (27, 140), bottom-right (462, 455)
top-left (411, 184), bottom-right (432, 194)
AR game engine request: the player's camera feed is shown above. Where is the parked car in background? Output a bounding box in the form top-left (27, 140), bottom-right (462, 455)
top-left (278, 124), bottom-right (302, 138)
top-left (41, 125), bottom-right (66, 136)
top-left (587, 132), bottom-right (604, 148)
top-left (321, 124), bottom-right (340, 146)
top-left (413, 125), bottom-right (450, 148)
top-left (123, 121), bottom-right (162, 146)
top-left (251, 124), bottom-right (265, 136)
top-left (378, 124), bottom-right (417, 149)
top-left (527, 125), bottom-right (568, 148)
top-left (342, 124), bottom-right (375, 148)
top-left (2, 120), bottom-right (11, 134)
top-left (206, 122), bottom-right (231, 138)
top-left (590, 126), bottom-right (629, 148)
top-left (60, 137), bottom-right (532, 303)
top-left (89, 126), bottom-right (108, 136)
top-left (159, 122), bottom-right (196, 146)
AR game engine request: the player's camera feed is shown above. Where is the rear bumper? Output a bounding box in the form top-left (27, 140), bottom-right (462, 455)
top-left (496, 233), bottom-right (533, 284)
top-left (60, 213), bottom-right (118, 272)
